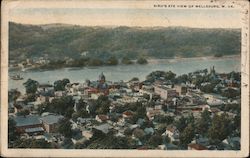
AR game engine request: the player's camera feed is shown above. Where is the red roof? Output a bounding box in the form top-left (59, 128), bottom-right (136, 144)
top-left (188, 143), bottom-right (207, 150)
top-left (87, 88), bottom-right (99, 93)
top-left (97, 115), bottom-right (109, 121)
top-left (123, 111), bottom-right (134, 117)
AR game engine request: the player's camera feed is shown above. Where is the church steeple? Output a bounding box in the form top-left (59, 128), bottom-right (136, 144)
top-left (99, 72), bottom-right (106, 83)
top-left (210, 66), bottom-right (215, 75)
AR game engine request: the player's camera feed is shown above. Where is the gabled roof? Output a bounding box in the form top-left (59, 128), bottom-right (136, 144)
top-left (123, 111), bottom-right (134, 117)
top-left (94, 123), bottom-right (112, 134)
top-left (14, 115), bottom-right (42, 127)
top-left (40, 114), bottom-right (64, 125)
top-left (25, 127), bottom-right (44, 133)
top-left (97, 115), bottom-right (109, 121)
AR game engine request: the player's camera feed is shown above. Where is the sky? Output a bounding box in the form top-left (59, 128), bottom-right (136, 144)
top-left (8, 0), bottom-right (241, 28)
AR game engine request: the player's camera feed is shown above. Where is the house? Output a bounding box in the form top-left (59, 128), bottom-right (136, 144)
top-left (129, 124), bottom-right (139, 130)
top-left (95, 115), bottom-right (109, 123)
top-left (84, 87), bottom-right (99, 97)
top-left (188, 143), bottom-right (207, 150)
top-left (117, 96), bottom-right (138, 103)
top-left (146, 107), bottom-right (164, 120)
top-left (14, 104), bottom-right (23, 114)
top-left (81, 129), bottom-right (93, 140)
top-left (162, 126), bottom-right (180, 143)
top-left (174, 84), bottom-right (188, 95)
top-left (93, 123), bottom-right (112, 134)
top-left (154, 85), bottom-right (178, 101)
top-left (14, 115), bottom-right (44, 135)
top-left (136, 118), bottom-right (145, 127)
top-left (54, 91), bottom-right (67, 97)
top-left (191, 137), bottom-right (209, 147)
top-left (144, 127), bottom-right (154, 135)
top-left (222, 137), bottom-right (240, 150)
top-left (40, 113), bottom-right (64, 133)
top-left (115, 132), bottom-right (126, 137)
top-left (44, 133), bottom-right (57, 143)
top-left (203, 93), bottom-right (225, 106)
top-left (37, 94), bottom-right (54, 103)
top-left (37, 83), bottom-right (54, 92)
top-left (165, 143), bottom-right (179, 150)
top-left (71, 129), bottom-right (86, 145)
top-left (15, 97), bottom-right (26, 106)
top-left (77, 117), bottom-right (94, 125)
top-left (122, 111), bottom-right (134, 119)
top-left (217, 111), bottom-right (237, 119)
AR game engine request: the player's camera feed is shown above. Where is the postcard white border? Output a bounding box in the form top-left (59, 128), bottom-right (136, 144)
top-left (1, 0), bottom-right (249, 157)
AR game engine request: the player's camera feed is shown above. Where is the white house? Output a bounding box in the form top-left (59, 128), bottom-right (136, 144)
top-left (162, 126), bottom-right (180, 143)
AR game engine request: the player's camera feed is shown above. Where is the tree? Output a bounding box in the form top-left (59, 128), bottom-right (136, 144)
top-left (58, 118), bottom-right (73, 138)
top-left (54, 78), bottom-right (70, 91)
top-left (124, 128), bottom-right (133, 136)
top-left (222, 88), bottom-right (240, 98)
top-left (214, 53), bottom-right (223, 57)
top-left (192, 75), bottom-right (204, 87)
top-left (137, 57), bottom-right (148, 64)
top-left (154, 115), bottom-right (174, 125)
top-left (196, 109), bottom-right (211, 135)
top-left (25, 93), bottom-right (37, 102)
top-left (8, 118), bottom-right (19, 143)
top-left (65, 108), bottom-right (74, 119)
top-left (156, 124), bottom-right (168, 135)
top-left (176, 74), bottom-right (189, 84)
top-left (88, 58), bottom-right (103, 66)
top-left (16, 109), bottom-right (30, 116)
top-left (136, 105), bottom-right (146, 119)
top-left (62, 78), bottom-right (70, 86)
top-left (180, 124), bottom-right (195, 147)
top-left (88, 135), bottom-right (130, 149)
top-left (12, 138), bottom-right (53, 148)
top-left (175, 116), bottom-right (188, 133)
top-left (78, 108), bottom-right (90, 118)
top-left (200, 83), bottom-right (216, 93)
top-left (152, 94), bottom-right (161, 101)
top-left (164, 71), bottom-right (176, 81)
top-left (47, 96), bottom-right (74, 116)
top-left (129, 77), bottom-right (139, 82)
top-left (8, 89), bottom-right (21, 102)
top-left (62, 138), bottom-right (74, 149)
top-left (54, 80), bottom-right (64, 91)
top-left (208, 113), bottom-right (233, 143)
top-left (148, 134), bottom-right (163, 147)
top-left (95, 95), bottom-right (111, 115)
top-left (122, 57), bottom-right (133, 64)
top-left (106, 56), bottom-right (118, 65)
top-left (23, 79), bottom-right (38, 94)
top-left (133, 128), bottom-right (145, 140)
top-left (142, 93), bottom-right (150, 100)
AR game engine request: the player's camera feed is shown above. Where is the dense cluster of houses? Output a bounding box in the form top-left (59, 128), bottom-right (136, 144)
top-left (9, 67), bottom-right (241, 150)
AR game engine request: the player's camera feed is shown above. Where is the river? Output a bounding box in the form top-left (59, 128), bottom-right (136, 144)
top-left (9, 56), bottom-right (240, 93)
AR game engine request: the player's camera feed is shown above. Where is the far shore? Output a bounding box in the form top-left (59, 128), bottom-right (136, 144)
top-left (9, 54), bottom-right (240, 72)
top-left (146, 54), bottom-right (240, 64)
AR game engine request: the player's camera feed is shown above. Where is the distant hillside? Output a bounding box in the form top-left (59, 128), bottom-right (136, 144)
top-left (9, 22), bottom-right (241, 61)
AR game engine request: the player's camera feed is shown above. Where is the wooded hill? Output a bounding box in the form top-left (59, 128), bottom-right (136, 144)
top-left (9, 22), bottom-right (241, 61)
